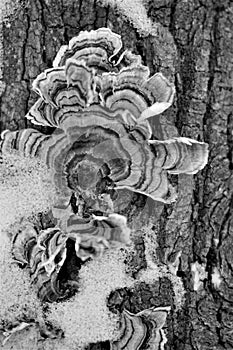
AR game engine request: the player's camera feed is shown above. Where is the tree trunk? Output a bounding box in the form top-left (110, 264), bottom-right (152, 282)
top-left (1, 0), bottom-right (233, 349)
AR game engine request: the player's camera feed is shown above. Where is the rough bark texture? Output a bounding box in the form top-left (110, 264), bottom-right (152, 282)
top-left (1, 0), bottom-right (233, 349)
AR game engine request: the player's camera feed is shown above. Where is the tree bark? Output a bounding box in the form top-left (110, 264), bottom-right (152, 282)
top-left (1, 0), bottom-right (233, 349)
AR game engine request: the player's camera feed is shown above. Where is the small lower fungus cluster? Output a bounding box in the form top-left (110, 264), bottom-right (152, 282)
top-left (0, 28), bottom-right (209, 348)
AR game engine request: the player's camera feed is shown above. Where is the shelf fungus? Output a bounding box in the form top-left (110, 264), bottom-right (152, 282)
top-left (0, 28), bottom-right (208, 216)
top-left (11, 213), bottom-right (130, 301)
top-left (62, 212), bottom-right (131, 261)
top-left (111, 306), bottom-right (171, 350)
top-left (11, 221), bottom-right (37, 266)
top-left (29, 226), bottom-right (69, 302)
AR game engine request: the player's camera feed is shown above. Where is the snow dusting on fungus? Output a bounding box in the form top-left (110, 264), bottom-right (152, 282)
top-left (0, 28), bottom-right (208, 220)
top-left (0, 28), bottom-right (210, 347)
top-left (12, 213), bottom-right (131, 302)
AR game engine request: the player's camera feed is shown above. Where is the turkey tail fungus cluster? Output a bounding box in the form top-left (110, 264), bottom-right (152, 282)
top-left (110, 306), bottom-right (171, 350)
top-left (0, 28), bottom-right (208, 347)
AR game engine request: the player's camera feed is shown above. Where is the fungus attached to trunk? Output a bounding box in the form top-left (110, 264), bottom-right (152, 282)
top-left (11, 212), bottom-right (130, 302)
top-left (1, 28), bottom-right (209, 308)
top-left (1, 28), bottom-right (208, 219)
top-left (110, 306), bottom-right (171, 349)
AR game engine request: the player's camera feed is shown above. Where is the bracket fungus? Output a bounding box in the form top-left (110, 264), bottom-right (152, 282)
top-left (11, 213), bottom-right (130, 302)
top-left (11, 221), bottom-right (37, 267)
top-left (111, 306), bottom-right (171, 350)
top-left (1, 28), bottom-right (209, 337)
top-left (0, 28), bottom-right (208, 220)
